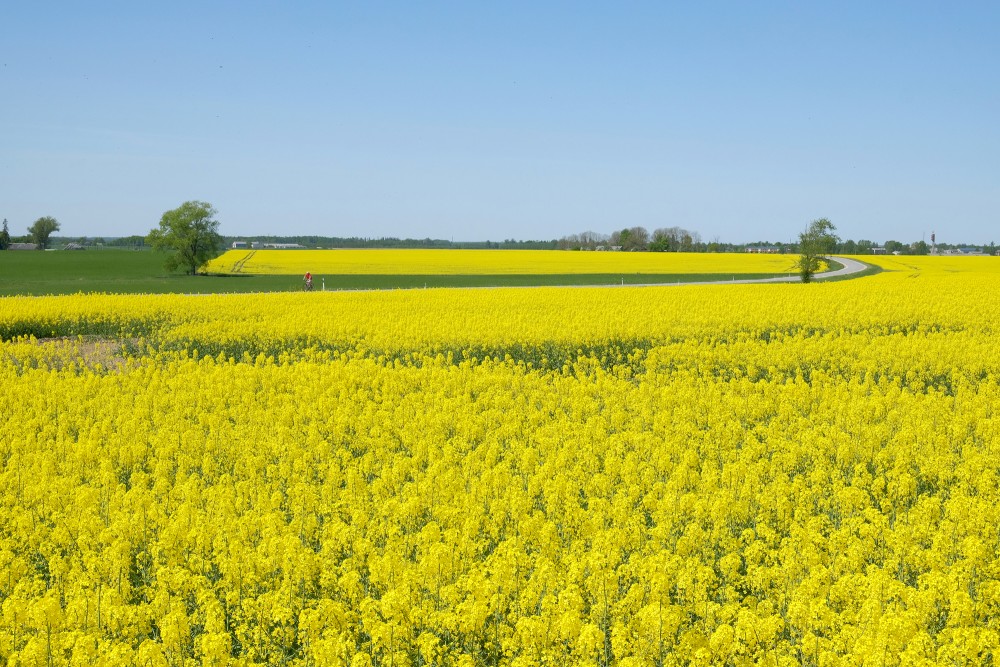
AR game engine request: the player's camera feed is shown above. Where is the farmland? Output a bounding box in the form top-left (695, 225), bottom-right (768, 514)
top-left (0, 249), bottom-right (298, 296)
top-left (1, 255), bottom-right (998, 665)
top-left (1, 248), bottom-right (808, 296)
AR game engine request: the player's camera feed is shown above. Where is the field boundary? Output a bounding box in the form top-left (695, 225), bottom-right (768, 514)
top-left (0, 252), bottom-right (874, 297)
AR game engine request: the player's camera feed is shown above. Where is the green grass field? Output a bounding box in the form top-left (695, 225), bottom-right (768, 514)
top-left (0, 249), bottom-right (301, 295)
top-left (0, 249), bottom-right (842, 296)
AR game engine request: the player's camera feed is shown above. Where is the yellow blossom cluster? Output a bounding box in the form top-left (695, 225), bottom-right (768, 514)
top-left (205, 249), bottom-right (800, 276)
top-left (1, 256), bottom-right (999, 665)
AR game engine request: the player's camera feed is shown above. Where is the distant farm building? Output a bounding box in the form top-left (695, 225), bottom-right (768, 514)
top-left (958, 247), bottom-right (988, 256)
top-left (746, 246), bottom-right (780, 253)
top-left (8, 243), bottom-right (38, 250)
top-left (940, 247), bottom-right (989, 256)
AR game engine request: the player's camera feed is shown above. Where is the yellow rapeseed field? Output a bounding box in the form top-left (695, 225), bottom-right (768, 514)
top-left (1, 255), bottom-right (999, 665)
top-left (205, 249), bottom-right (800, 276)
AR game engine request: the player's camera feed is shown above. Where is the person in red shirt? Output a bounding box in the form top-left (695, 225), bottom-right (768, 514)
top-left (304, 272), bottom-right (313, 291)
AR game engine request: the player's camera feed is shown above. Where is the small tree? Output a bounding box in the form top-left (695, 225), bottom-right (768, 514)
top-left (146, 201), bottom-right (222, 275)
top-left (798, 218), bottom-right (839, 283)
top-left (0, 219), bottom-right (10, 250)
top-left (28, 216), bottom-right (60, 250)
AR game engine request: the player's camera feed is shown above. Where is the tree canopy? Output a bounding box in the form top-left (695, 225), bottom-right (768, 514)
top-left (28, 216), bottom-right (60, 250)
top-left (0, 219), bottom-right (10, 250)
top-left (798, 218), bottom-right (839, 283)
top-left (146, 201), bottom-right (223, 275)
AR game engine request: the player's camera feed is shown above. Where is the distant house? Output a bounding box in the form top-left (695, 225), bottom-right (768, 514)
top-left (746, 246), bottom-right (780, 254)
top-left (9, 242), bottom-right (38, 250)
top-left (262, 243), bottom-right (306, 249)
top-left (943, 247), bottom-right (987, 256)
top-left (959, 247), bottom-right (987, 256)
top-left (231, 241), bottom-right (248, 249)
top-left (871, 247), bottom-right (888, 255)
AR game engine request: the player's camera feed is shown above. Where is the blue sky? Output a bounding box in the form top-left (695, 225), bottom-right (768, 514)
top-left (2, 2), bottom-right (997, 244)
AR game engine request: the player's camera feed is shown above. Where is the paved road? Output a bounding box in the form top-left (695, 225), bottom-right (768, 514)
top-left (646, 255), bottom-right (869, 287)
top-left (812, 256), bottom-right (869, 280)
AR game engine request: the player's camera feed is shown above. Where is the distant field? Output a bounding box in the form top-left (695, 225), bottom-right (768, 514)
top-left (861, 254), bottom-right (1000, 274)
top-left (207, 248), bottom-right (801, 275)
top-left (1, 248), bottom-right (807, 295)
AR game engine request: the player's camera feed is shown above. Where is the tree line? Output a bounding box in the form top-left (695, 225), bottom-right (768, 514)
top-left (558, 227), bottom-right (714, 252)
top-left (558, 225), bottom-right (997, 256)
top-left (224, 235), bottom-right (559, 250)
top-left (2, 207), bottom-right (995, 261)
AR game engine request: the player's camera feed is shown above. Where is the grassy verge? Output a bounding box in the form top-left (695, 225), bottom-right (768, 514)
top-left (815, 261), bottom-right (883, 282)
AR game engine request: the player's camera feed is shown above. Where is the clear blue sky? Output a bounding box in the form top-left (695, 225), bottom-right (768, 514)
top-left (2, 2), bottom-right (997, 244)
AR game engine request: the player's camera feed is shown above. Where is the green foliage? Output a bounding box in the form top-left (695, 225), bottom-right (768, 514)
top-left (105, 235), bottom-right (146, 248)
top-left (0, 219), bottom-right (10, 250)
top-left (798, 218), bottom-right (839, 283)
top-left (28, 216), bottom-right (60, 250)
top-left (885, 239), bottom-right (905, 254)
top-left (146, 201), bottom-right (223, 275)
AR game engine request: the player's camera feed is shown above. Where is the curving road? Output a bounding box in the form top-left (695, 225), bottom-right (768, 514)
top-left (644, 255), bottom-right (870, 287)
top-left (811, 256), bottom-right (869, 280)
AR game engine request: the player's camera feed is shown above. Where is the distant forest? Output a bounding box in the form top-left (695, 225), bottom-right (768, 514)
top-left (32, 231), bottom-right (1000, 256)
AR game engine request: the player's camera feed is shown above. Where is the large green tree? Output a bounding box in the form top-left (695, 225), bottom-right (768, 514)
top-left (798, 218), bottom-right (839, 283)
top-left (28, 216), bottom-right (60, 249)
top-left (0, 219), bottom-right (10, 250)
top-left (147, 201), bottom-right (223, 275)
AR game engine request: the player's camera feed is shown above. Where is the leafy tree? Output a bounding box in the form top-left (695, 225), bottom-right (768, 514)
top-left (28, 216), bottom-right (60, 249)
top-left (679, 230), bottom-right (700, 252)
top-left (884, 240), bottom-right (905, 254)
top-left (911, 240), bottom-right (929, 255)
top-left (611, 227), bottom-right (633, 250)
top-left (650, 227), bottom-right (702, 252)
top-left (0, 218), bottom-right (10, 250)
top-left (611, 226), bottom-right (650, 251)
top-left (146, 201), bottom-right (223, 275)
top-left (651, 228), bottom-right (675, 252)
top-left (798, 218), bottom-right (839, 283)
